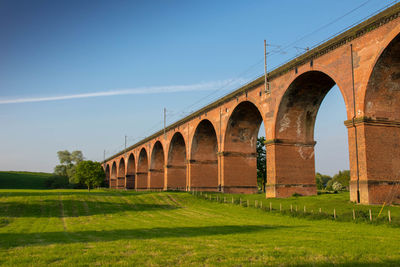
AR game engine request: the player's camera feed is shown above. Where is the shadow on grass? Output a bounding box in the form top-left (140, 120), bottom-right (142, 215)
top-left (0, 224), bottom-right (291, 248)
top-left (0, 200), bottom-right (178, 218)
top-left (0, 190), bottom-right (155, 197)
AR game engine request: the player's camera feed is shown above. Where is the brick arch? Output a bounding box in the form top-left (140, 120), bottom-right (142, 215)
top-left (356, 32), bottom-right (400, 204)
top-left (166, 132), bottom-right (187, 190)
top-left (268, 70), bottom-right (343, 198)
top-left (189, 119), bottom-right (219, 191)
top-left (126, 153), bottom-right (135, 189)
top-left (221, 100), bottom-right (263, 193)
top-left (137, 147), bottom-right (149, 190)
top-left (149, 141), bottom-right (165, 190)
top-left (111, 161), bottom-right (117, 189)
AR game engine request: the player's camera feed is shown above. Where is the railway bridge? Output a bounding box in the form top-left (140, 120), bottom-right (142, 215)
top-left (103, 4), bottom-right (400, 204)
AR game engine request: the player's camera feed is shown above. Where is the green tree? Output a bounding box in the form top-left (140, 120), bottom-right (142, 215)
top-left (54, 150), bottom-right (84, 184)
top-left (75, 160), bottom-right (105, 191)
top-left (257, 137), bottom-right (267, 192)
top-left (315, 172), bottom-right (332, 190)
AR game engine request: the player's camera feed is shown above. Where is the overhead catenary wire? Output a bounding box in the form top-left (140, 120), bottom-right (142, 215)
top-left (104, 0), bottom-right (399, 160)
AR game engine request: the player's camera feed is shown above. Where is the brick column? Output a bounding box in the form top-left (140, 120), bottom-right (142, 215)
top-left (187, 159), bottom-right (218, 191)
top-left (136, 171), bottom-right (148, 190)
top-left (110, 178), bottom-right (117, 189)
top-left (219, 151), bottom-right (258, 193)
top-left (265, 139), bottom-right (317, 198)
top-left (345, 118), bottom-right (400, 204)
top-left (126, 174), bottom-right (135, 189)
top-left (148, 169), bottom-right (164, 190)
top-left (165, 165), bottom-right (186, 191)
top-left (117, 176), bottom-right (125, 189)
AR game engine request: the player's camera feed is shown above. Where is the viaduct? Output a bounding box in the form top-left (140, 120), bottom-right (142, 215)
top-left (103, 4), bottom-right (400, 205)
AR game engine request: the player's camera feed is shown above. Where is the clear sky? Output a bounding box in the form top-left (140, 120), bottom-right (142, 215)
top-left (0, 0), bottom-right (395, 175)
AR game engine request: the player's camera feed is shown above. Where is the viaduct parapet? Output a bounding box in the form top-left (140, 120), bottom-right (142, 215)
top-left (103, 4), bottom-right (400, 204)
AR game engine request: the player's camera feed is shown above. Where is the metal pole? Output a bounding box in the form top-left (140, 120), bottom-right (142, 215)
top-left (264, 40), bottom-right (268, 93)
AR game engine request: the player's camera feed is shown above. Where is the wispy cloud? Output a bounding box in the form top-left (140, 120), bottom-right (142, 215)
top-left (0, 79), bottom-right (246, 105)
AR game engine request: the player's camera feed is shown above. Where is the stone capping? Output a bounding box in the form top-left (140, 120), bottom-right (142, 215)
top-left (222, 185), bottom-right (259, 189)
top-left (148, 168), bottom-right (164, 173)
top-left (350, 180), bottom-right (400, 185)
top-left (344, 117), bottom-right (400, 128)
top-left (216, 151), bottom-right (257, 158)
top-left (264, 139), bottom-right (317, 147)
top-left (136, 171), bottom-right (148, 175)
top-left (165, 165), bottom-right (186, 169)
top-left (266, 184), bottom-right (316, 188)
top-left (104, 3), bottom-right (400, 163)
top-left (187, 159), bottom-right (218, 164)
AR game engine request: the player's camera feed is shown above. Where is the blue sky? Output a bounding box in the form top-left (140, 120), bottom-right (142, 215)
top-left (0, 0), bottom-right (395, 175)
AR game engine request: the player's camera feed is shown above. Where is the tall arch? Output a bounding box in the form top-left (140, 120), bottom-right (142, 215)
top-left (111, 161), bottom-right (117, 189)
top-left (166, 132), bottom-right (187, 190)
top-left (105, 164), bottom-right (110, 188)
top-left (356, 33), bottom-right (400, 204)
top-left (222, 101), bottom-right (262, 193)
top-left (137, 148), bottom-right (149, 190)
top-left (117, 158), bottom-right (126, 189)
top-left (149, 141), bottom-right (165, 190)
top-left (126, 153), bottom-right (136, 189)
top-left (189, 119), bottom-right (218, 191)
top-left (270, 70), bottom-right (340, 198)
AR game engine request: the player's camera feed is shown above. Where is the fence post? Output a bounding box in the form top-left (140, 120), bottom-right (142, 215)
top-left (247, 199), bottom-right (249, 207)
top-left (224, 197), bottom-right (226, 203)
top-left (280, 203), bottom-right (282, 212)
top-left (353, 209), bottom-right (355, 220)
top-left (304, 206), bottom-right (306, 213)
top-left (334, 208), bottom-right (336, 220)
top-left (260, 201), bottom-right (263, 209)
top-left (369, 209), bottom-right (372, 221)
top-left (269, 202), bottom-right (272, 211)
top-left (319, 208), bottom-right (322, 213)
top-left (290, 204), bottom-right (293, 212)
top-left (240, 198), bottom-right (242, 206)
top-left (388, 210), bottom-right (391, 223)
top-left (232, 197), bottom-right (234, 204)
top-left (255, 200), bottom-right (258, 208)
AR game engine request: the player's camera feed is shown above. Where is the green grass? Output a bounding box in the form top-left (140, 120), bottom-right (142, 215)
top-left (199, 191), bottom-right (400, 226)
top-left (1, 189), bottom-right (400, 266)
top-left (0, 171), bottom-right (52, 189)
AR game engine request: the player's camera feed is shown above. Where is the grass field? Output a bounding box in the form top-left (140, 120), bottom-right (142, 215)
top-left (0, 171), bottom-right (51, 189)
top-left (1, 189), bottom-right (400, 266)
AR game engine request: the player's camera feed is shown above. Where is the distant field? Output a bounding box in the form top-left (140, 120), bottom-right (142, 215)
top-left (0, 189), bottom-right (400, 266)
top-left (0, 171), bottom-right (52, 189)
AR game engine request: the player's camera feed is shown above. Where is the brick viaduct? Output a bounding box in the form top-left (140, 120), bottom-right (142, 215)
top-left (103, 4), bottom-right (400, 205)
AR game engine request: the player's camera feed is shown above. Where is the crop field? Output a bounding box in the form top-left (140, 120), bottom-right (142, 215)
top-left (0, 189), bottom-right (400, 266)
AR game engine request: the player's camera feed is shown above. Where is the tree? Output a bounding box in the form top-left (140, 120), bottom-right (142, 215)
top-left (75, 160), bottom-right (105, 191)
top-left (54, 150), bottom-right (84, 184)
top-left (315, 172), bottom-right (332, 190)
top-left (257, 137), bottom-right (267, 192)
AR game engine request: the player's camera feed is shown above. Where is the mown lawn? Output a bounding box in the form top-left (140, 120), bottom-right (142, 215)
top-left (0, 189), bottom-right (400, 266)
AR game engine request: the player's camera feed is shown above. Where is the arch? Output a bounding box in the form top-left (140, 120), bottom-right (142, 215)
top-left (105, 164), bottom-right (110, 188)
top-left (126, 153), bottom-right (136, 189)
top-left (166, 132), bottom-right (187, 190)
top-left (111, 161), bottom-right (117, 189)
top-left (357, 32), bottom-right (400, 204)
top-left (222, 101), bottom-right (263, 193)
top-left (189, 119), bottom-right (218, 191)
top-left (149, 141), bottom-right (165, 190)
top-left (137, 148), bottom-right (149, 190)
top-left (270, 70), bottom-right (341, 198)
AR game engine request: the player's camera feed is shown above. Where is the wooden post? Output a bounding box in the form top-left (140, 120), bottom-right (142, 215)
top-left (290, 204), bottom-right (293, 212)
top-left (319, 208), bottom-right (322, 213)
top-left (280, 203), bottom-right (282, 212)
top-left (353, 209), bottom-right (355, 220)
top-left (240, 198), bottom-right (242, 206)
top-left (255, 200), bottom-right (258, 208)
top-left (260, 201), bottom-right (263, 209)
top-left (334, 208), bottom-right (336, 219)
top-left (388, 210), bottom-right (391, 222)
top-left (269, 202), bottom-right (272, 211)
top-left (304, 206), bottom-right (306, 213)
top-left (295, 205), bottom-right (298, 212)
top-left (232, 197), bottom-right (234, 204)
top-left (369, 209), bottom-right (372, 221)
top-left (224, 197), bottom-right (226, 203)
top-left (247, 199), bottom-right (249, 207)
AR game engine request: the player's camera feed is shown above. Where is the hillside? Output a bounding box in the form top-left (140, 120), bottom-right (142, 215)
top-left (0, 171), bottom-right (52, 189)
